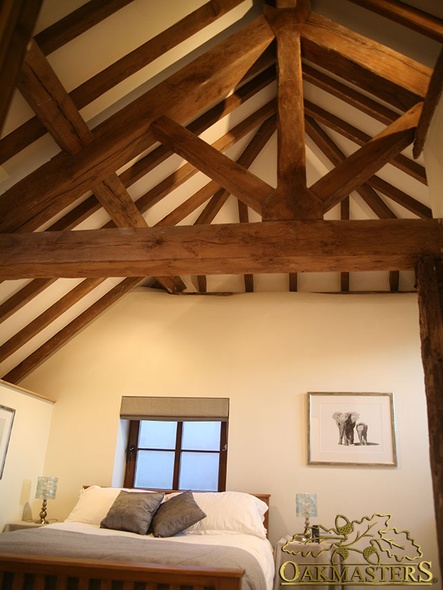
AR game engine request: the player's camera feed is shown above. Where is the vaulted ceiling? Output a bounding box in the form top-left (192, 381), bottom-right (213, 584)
top-left (0, 0), bottom-right (442, 383)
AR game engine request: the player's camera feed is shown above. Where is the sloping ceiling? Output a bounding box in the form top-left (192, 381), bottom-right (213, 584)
top-left (0, 0), bottom-right (442, 383)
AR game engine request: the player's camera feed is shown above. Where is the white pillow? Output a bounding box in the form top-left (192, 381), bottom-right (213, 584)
top-left (179, 491), bottom-right (268, 538)
top-left (65, 486), bottom-right (152, 525)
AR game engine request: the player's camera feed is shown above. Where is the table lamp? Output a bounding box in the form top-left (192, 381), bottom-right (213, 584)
top-left (296, 493), bottom-right (317, 537)
top-left (35, 476), bottom-right (58, 524)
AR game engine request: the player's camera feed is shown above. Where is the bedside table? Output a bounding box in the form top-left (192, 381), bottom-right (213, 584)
top-left (2, 521), bottom-right (45, 533)
top-left (274, 535), bottom-right (341, 590)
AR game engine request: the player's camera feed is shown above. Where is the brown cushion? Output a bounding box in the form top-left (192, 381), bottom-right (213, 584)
top-left (100, 490), bottom-right (164, 535)
top-left (150, 490), bottom-right (206, 537)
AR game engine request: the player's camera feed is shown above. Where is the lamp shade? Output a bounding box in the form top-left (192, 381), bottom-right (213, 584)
top-left (35, 476), bottom-right (58, 500)
top-left (296, 493), bottom-right (317, 517)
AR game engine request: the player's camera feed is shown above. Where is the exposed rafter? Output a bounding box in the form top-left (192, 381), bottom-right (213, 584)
top-left (0, 0), bottom-right (43, 132)
top-left (347, 0), bottom-right (443, 43)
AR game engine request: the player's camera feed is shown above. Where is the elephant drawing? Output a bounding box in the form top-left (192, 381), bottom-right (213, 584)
top-left (356, 422), bottom-right (368, 445)
top-left (332, 412), bottom-right (360, 445)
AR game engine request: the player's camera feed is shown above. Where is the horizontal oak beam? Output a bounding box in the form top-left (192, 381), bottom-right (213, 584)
top-left (0, 220), bottom-right (441, 278)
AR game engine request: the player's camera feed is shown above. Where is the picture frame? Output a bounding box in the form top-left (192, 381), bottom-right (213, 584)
top-left (0, 405), bottom-right (15, 478)
top-left (308, 392), bottom-right (397, 467)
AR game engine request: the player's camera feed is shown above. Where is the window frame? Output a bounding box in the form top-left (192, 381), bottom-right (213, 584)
top-left (124, 419), bottom-right (228, 491)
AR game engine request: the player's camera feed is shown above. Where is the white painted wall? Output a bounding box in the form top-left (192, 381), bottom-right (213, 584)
top-left (0, 381), bottom-right (54, 529)
top-left (18, 289), bottom-right (440, 587)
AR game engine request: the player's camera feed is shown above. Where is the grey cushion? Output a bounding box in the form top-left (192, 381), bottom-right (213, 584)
top-left (150, 490), bottom-right (206, 537)
top-left (100, 490), bottom-right (164, 535)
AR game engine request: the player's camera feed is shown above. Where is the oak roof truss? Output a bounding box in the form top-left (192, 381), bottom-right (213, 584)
top-left (0, 0), bottom-right (442, 383)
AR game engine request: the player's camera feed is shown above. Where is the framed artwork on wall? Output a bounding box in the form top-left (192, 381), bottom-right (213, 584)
top-left (308, 392), bottom-right (397, 467)
top-left (0, 405), bottom-right (15, 478)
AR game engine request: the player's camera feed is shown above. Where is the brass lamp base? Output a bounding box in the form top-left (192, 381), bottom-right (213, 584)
top-left (35, 498), bottom-right (49, 524)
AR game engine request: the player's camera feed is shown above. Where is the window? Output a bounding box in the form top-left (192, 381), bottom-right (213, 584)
top-left (121, 397), bottom-right (229, 492)
top-left (124, 419), bottom-right (227, 491)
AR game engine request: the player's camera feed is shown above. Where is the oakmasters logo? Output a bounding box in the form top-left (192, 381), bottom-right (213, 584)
top-left (280, 514), bottom-right (437, 586)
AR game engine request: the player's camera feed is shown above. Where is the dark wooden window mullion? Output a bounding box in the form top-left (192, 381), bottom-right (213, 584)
top-left (219, 421), bottom-right (228, 492)
top-left (173, 421), bottom-right (183, 489)
top-left (123, 420), bottom-right (140, 487)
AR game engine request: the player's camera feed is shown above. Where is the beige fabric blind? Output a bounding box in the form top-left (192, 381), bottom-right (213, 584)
top-left (120, 396), bottom-right (229, 421)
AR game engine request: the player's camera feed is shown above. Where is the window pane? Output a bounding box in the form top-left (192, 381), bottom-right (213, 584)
top-left (182, 422), bottom-right (221, 451)
top-left (135, 450), bottom-right (174, 488)
top-left (139, 420), bottom-right (177, 449)
top-left (179, 452), bottom-right (219, 491)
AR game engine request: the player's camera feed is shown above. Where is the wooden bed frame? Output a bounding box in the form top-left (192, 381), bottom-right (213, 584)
top-left (0, 492), bottom-right (270, 590)
top-left (0, 555), bottom-right (244, 589)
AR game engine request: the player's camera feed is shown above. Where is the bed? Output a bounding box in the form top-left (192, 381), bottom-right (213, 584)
top-left (0, 486), bottom-right (274, 590)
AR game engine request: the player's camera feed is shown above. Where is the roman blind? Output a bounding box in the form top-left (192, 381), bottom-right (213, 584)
top-left (120, 396), bottom-right (229, 421)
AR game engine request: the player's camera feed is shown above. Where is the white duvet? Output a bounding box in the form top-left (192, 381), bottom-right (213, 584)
top-left (48, 521), bottom-right (275, 590)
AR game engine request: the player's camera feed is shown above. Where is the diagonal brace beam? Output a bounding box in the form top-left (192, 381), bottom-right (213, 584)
top-left (151, 115), bottom-right (274, 214)
top-left (310, 102), bottom-right (423, 211)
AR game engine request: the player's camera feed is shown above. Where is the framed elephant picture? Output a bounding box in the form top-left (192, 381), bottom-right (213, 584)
top-left (0, 404), bottom-right (15, 478)
top-left (308, 392), bottom-right (397, 467)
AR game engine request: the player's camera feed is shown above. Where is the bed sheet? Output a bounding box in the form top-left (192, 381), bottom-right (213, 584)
top-left (45, 522), bottom-right (275, 590)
